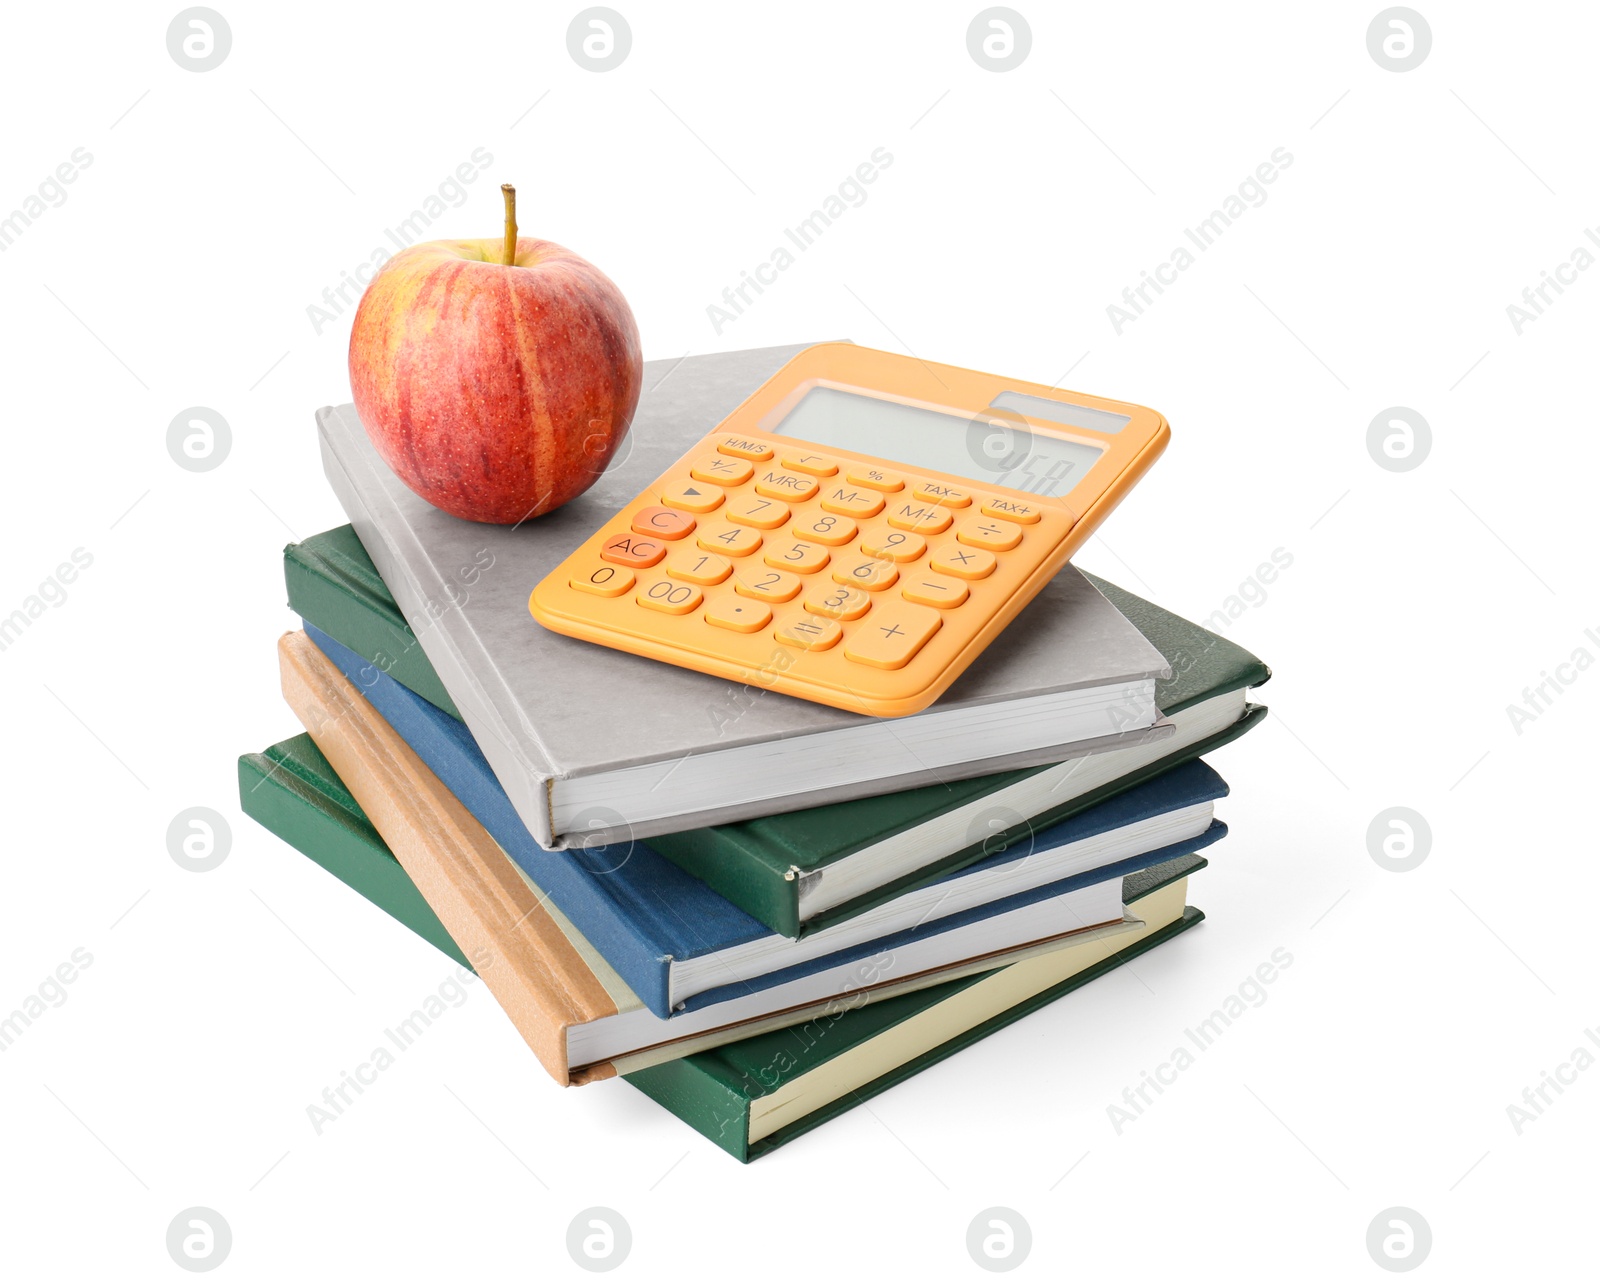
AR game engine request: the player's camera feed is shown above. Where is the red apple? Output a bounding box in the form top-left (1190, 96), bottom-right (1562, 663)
top-left (349, 187), bottom-right (641, 524)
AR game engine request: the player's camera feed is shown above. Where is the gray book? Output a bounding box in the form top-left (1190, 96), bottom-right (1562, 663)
top-left (318, 341), bottom-right (1172, 849)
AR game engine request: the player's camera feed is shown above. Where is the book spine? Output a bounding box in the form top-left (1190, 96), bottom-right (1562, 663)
top-left (279, 630), bottom-right (618, 1085)
top-left (238, 747), bottom-right (471, 968)
top-left (285, 541), bottom-right (462, 720)
top-left (305, 623), bottom-right (679, 1018)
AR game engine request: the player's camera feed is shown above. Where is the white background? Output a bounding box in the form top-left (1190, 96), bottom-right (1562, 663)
top-left (2, 1), bottom-right (1595, 1274)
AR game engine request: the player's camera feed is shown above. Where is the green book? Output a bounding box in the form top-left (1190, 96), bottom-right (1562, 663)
top-left (239, 730), bottom-right (1205, 1161)
top-left (286, 525), bottom-right (1264, 936)
top-left (238, 735), bottom-right (468, 966)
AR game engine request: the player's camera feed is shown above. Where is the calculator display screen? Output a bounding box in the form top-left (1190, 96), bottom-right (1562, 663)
top-left (769, 386), bottom-right (1104, 499)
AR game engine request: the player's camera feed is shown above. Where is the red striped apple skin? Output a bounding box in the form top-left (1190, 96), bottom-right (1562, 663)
top-left (349, 237), bottom-right (642, 524)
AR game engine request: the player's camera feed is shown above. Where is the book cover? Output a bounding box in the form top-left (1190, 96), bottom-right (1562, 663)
top-left (307, 619), bottom-right (1228, 1018)
top-left (318, 340), bottom-right (1172, 849)
top-left (237, 722), bottom-right (1206, 1162)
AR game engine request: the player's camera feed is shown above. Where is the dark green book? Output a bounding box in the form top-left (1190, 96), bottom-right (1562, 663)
top-left (238, 735), bottom-right (468, 966)
top-left (286, 525), bottom-right (1264, 937)
top-left (239, 730), bottom-right (1204, 1161)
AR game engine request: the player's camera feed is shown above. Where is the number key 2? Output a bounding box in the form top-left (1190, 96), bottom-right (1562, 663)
top-left (735, 568), bottom-right (803, 603)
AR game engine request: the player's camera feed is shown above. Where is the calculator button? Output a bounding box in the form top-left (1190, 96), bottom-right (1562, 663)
top-left (695, 521), bottom-right (763, 557)
top-left (754, 468), bottom-right (820, 502)
top-left (725, 494), bottom-right (791, 530)
top-left (930, 546), bottom-right (996, 580)
top-left (569, 561), bottom-right (635, 598)
top-left (717, 437), bottom-right (774, 462)
top-left (860, 530), bottom-right (926, 563)
top-left (781, 452), bottom-right (839, 477)
top-left (913, 482), bottom-right (973, 508)
top-left (804, 585), bottom-right (873, 621)
top-left (792, 512), bottom-right (858, 546)
top-left (901, 576), bottom-right (969, 609)
top-left (845, 466), bottom-right (904, 493)
top-left (980, 497), bottom-right (1042, 524)
top-left (844, 604), bottom-right (942, 670)
top-left (666, 550), bottom-right (732, 585)
top-left (775, 614), bottom-right (843, 651)
top-left (956, 517), bottom-right (1023, 552)
top-left (819, 485), bottom-right (885, 519)
top-left (636, 579), bottom-right (704, 615)
top-left (831, 557), bottom-right (899, 592)
top-left (690, 455), bottom-right (754, 487)
top-left (658, 481), bottom-right (724, 514)
top-left (630, 505), bottom-right (696, 540)
top-left (704, 597), bottom-right (772, 633)
top-left (601, 533), bottom-right (668, 569)
top-left (886, 501), bottom-right (954, 536)
top-left (735, 568), bottom-right (804, 603)
top-left (763, 540), bottom-right (831, 574)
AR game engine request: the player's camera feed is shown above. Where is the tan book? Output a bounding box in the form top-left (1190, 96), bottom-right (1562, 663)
top-left (278, 630), bottom-right (1158, 1085)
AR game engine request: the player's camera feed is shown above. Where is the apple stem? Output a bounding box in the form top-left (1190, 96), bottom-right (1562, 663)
top-left (501, 184), bottom-right (518, 267)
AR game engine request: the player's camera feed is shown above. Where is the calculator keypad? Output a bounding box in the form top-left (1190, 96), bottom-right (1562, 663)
top-left (541, 429), bottom-right (1079, 706)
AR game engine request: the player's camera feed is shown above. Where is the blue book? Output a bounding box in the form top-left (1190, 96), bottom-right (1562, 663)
top-left (306, 624), bottom-right (1229, 1018)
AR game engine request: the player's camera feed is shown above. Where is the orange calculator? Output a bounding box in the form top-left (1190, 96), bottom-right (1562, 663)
top-left (529, 343), bottom-right (1169, 717)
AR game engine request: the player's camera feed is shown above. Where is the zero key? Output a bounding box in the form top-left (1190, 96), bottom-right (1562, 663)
top-left (843, 603), bottom-right (942, 670)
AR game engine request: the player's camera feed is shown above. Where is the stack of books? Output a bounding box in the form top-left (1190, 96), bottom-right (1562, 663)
top-left (239, 341), bottom-right (1270, 1161)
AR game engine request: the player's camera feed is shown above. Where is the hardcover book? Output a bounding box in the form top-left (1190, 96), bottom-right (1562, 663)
top-left (275, 630), bottom-right (1205, 1084)
top-left (238, 723), bottom-right (1206, 1161)
top-left (318, 340), bottom-right (1174, 849)
top-left (306, 621), bottom-right (1228, 1018)
top-left (286, 522), bottom-right (1267, 936)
